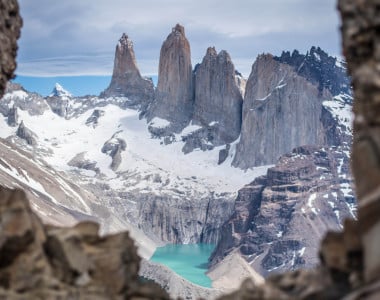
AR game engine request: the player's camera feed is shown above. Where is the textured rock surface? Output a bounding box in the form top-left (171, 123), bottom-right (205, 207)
top-left (148, 24), bottom-right (194, 130)
top-left (85, 109), bottom-right (105, 128)
top-left (192, 47), bottom-right (243, 144)
top-left (136, 192), bottom-right (234, 244)
top-left (275, 46), bottom-right (351, 96)
top-left (233, 54), bottom-right (333, 168)
top-left (0, 187), bottom-right (170, 299)
top-left (16, 120), bottom-right (37, 145)
top-left (212, 145), bottom-right (355, 275)
top-left (0, 0), bottom-right (22, 98)
top-left (101, 133), bottom-right (126, 171)
top-left (102, 34), bottom-right (154, 111)
top-left (7, 105), bottom-right (18, 126)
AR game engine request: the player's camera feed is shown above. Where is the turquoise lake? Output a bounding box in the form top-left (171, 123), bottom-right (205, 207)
top-left (150, 244), bottom-right (215, 288)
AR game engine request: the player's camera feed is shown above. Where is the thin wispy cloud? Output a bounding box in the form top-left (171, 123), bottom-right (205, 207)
top-left (17, 0), bottom-right (341, 77)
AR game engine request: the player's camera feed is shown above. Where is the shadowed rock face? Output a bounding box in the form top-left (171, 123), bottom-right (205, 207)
top-left (148, 24), bottom-right (194, 130)
top-left (193, 47), bottom-right (243, 144)
top-left (0, 0), bottom-right (22, 98)
top-left (102, 33), bottom-right (154, 110)
top-left (233, 54), bottom-right (330, 168)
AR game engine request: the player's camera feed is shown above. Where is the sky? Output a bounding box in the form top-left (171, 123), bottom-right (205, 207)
top-left (16, 0), bottom-right (342, 78)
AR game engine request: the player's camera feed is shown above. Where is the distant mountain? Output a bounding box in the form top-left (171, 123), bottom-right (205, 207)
top-left (50, 82), bottom-right (72, 99)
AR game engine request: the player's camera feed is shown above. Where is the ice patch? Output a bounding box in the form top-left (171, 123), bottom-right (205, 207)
top-left (149, 117), bottom-right (170, 128)
top-left (307, 193), bottom-right (318, 215)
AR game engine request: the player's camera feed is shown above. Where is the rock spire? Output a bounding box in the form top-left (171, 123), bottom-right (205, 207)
top-left (193, 47), bottom-right (243, 144)
top-left (102, 33), bottom-right (154, 110)
top-left (148, 24), bottom-right (194, 130)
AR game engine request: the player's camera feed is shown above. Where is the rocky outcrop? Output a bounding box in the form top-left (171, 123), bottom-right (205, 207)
top-left (16, 121), bottom-right (37, 146)
top-left (0, 0), bottom-right (22, 98)
top-left (148, 24), bottom-right (194, 130)
top-left (212, 145), bottom-right (355, 275)
top-left (101, 133), bottom-right (127, 171)
top-left (192, 47), bottom-right (243, 145)
top-left (85, 109), bottom-right (105, 128)
top-left (0, 187), bottom-right (170, 299)
top-left (274, 46), bottom-right (351, 96)
top-left (7, 105), bottom-right (18, 126)
top-left (233, 54), bottom-right (335, 168)
top-left (68, 152), bottom-right (100, 174)
top-left (101, 34), bottom-right (154, 111)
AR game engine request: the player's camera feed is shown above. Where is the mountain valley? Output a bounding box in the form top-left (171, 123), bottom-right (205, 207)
top-left (0, 24), bottom-right (356, 298)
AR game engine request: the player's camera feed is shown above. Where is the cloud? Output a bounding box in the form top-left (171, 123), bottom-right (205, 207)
top-left (16, 0), bottom-right (341, 77)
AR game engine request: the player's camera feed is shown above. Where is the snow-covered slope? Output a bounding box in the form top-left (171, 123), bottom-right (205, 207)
top-left (0, 83), bottom-right (270, 246)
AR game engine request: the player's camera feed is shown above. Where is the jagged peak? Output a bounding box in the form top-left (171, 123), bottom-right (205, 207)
top-left (50, 83), bottom-right (72, 98)
top-left (172, 23), bottom-right (185, 35)
top-left (206, 46), bottom-right (217, 56)
top-left (218, 50), bottom-right (231, 61)
top-left (118, 33), bottom-right (133, 49)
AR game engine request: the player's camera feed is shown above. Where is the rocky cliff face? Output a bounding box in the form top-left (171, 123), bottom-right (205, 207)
top-left (233, 54), bottom-right (329, 168)
top-left (212, 145), bottom-right (355, 276)
top-left (135, 193), bottom-right (233, 244)
top-left (101, 33), bottom-right (154, 111)
top-left (147, 24), bottom-right (194, 130)
top-left (192, 47), bottom-right (243, 145)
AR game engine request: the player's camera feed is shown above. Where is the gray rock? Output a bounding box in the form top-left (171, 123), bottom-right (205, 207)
top-left (274, 46), bottom-right (351, 97)
top-left (101, 33), bottom-right (154, 112)
top-left (233, 54), bottom-right (330, 168)
top-left (101, 134), bottom-right (127, 171)
top-left (218, 144), bottom-right (230, 165)
top-left (147, 24), bottom-right (194, 130)
top-left (68, 152), bottom-right (100, 174)
top-left (16, 121), bottom-right (37, 146)
top-left (125, 191), bottom-right (235, 244)
top-left (85, 109), bottom-right (105, 128)
top-left (7, 105), bottom-right (18, 126)
top-left (181, 126), bottom-right (216, 154)
top-left (193, 47), bottom-right (243, 144)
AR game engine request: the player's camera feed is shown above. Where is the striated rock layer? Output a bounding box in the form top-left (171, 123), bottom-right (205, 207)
top-left (192, 47), bottom-right (243, 144)
top-left (102, 33), bottom-right (154, 111)
top-left (212, 145), bottom-right (355, 275)
top-left (148, 24), bottom-right (194, 130)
